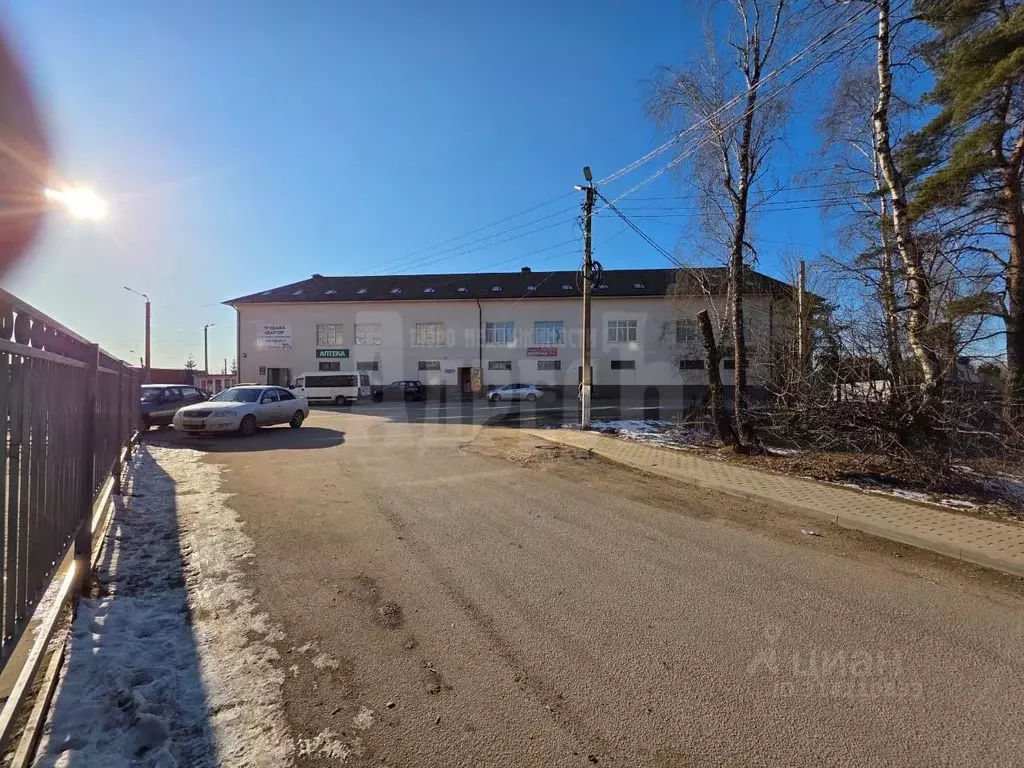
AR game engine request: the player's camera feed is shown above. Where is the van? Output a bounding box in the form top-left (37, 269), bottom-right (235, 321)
top-left (290, 371), bottom-right (372, 405)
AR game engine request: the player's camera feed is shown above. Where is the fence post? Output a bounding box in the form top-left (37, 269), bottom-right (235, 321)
top-left (75, 343), bottom-right (99, 593)
top-left (112, 363), bottom-right (124, 494)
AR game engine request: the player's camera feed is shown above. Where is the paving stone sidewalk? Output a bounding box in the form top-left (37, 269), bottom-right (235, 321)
top-left (529, 428), bottom-right (1024, 577)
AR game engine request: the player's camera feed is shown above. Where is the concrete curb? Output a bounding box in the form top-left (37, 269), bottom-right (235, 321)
top-left (528, 430), bottom-right (1024, 579)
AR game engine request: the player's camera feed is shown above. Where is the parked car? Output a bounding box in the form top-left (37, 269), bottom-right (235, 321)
top-left (140, 384), bottom-right (209, 429)
top-left (383, 380), bottom-right (427, 402)
top-left (487, 383), bottom-right (545, 403)
top-left (173, 385), bottom-right (309, 437)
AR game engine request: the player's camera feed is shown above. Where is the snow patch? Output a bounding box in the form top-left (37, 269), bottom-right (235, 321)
top-left (352, 707), bottom-right (375, 730)
top-left (297, 730), bottom-right (351, 761)
top-left (34, 445), bottom-right (294, 767)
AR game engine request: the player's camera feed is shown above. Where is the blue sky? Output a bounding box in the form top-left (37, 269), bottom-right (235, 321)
top-left (3, 0), bottom-right (839, 369)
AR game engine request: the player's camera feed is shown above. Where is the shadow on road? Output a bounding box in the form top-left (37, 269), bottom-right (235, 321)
top-left (143, 425), bottom-right (346, 452)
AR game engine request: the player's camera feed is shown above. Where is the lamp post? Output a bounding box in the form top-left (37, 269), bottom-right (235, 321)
top-left (204, 323), bottom-right (216, 374)
top-left (124, 286), bottom-right (151, 376)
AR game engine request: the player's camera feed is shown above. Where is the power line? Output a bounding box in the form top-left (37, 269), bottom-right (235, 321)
top-left (594, 1), bottom-right (878, 189)
top-left (595, 191), bottom-right (681, 268)
top-left (597, 1), bottom-right (888, 208)
top-left (368, 191), bottom-right (575, 275)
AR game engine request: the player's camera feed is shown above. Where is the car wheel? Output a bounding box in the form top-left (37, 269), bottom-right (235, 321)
top-left (334, 395), bottom-right (347, 406)
top-left (239, 415), bottom-right (257, 437)
top-left (526, 393), bottom-right (537, 402)
top-left (290, 410), bottom-right (305, 429)
top-left (490, 394), bottom-right (501, 403)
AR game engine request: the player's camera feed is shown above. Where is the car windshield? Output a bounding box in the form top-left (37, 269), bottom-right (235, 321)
top-left (141, 388), bottom-right (164, 401)
top-left (210, 388), bottom-right (262, 403)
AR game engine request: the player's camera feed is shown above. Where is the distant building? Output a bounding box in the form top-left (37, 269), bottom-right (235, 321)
top-left (194, 372), bottom-right (237, 394)
top-left (144, 367), bottom-right (197, 385)
top-left (224, 267), bottom-right (793, 401)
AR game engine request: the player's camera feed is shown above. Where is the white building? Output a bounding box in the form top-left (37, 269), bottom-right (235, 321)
top-left (225, 267), bottom-right (792, 401)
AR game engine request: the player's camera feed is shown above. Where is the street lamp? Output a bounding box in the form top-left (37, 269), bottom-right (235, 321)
top-left (203, 323), bottom-right (216, 374)
top-left (44, 186), bottom-right (107, 221)
top-left (124, 286), bottom-right (151, 375)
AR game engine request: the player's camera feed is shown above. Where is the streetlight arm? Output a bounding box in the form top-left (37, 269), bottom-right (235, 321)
top-left (123, 286), bottom-right (150, 302)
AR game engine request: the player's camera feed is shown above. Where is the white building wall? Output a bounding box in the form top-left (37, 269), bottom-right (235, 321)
top-left (233, 294), bottom-right (780, 391)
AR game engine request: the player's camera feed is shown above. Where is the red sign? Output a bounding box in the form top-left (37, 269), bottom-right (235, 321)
top-left (527, 347), bottom-right (558, 357)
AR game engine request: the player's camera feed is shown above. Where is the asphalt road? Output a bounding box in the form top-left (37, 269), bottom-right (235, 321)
top-left (156, 410), bottom-right (1024, 767)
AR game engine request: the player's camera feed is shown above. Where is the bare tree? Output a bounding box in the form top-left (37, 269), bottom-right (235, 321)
top-left (871, 0), bottom-right (942, 393)
top-left (648, 0), bottom-right (790, 443)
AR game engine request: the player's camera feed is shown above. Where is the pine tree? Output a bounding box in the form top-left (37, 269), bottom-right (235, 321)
top-left (910, 0), bottom-right (1024, 415)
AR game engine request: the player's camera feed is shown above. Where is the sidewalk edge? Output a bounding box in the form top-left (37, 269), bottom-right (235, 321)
top-left (529, 431), bottom-right (1024, 579)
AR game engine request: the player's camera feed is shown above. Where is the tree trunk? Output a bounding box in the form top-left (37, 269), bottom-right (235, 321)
top-left (872, 0), bottom-right (940, 394)
top-left (697, 310), bottom-right (736, 444)
top-left (1004, 178), bottom-right (1024, 418)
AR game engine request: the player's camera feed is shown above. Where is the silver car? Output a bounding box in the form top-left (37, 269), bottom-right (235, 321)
top-left (487, 382), bottom-right (545, 403)
top-left (173, 385), bottom-right (309, 437)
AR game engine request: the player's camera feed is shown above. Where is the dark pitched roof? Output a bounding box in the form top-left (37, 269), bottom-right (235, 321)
top-left (224, 267), bottom-right (792, 306)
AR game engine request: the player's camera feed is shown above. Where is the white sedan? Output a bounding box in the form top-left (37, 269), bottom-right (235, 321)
top-left (173, 385), bottom-right (309, 436)
top-left (487, 383), bottom-right (545, 403)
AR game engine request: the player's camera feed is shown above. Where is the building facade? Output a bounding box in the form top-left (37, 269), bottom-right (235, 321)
top-left (225, 267), bottom-right (792, 401)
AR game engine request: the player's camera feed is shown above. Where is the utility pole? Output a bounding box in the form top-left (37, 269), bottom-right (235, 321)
top-left (203, 323), bottom-right (216, 374)
top-left (579, 166), bottom-right (596, 427)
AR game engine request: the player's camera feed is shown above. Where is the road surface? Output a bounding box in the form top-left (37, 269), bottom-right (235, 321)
top-left (153, 407), bottom-right (1024, 767)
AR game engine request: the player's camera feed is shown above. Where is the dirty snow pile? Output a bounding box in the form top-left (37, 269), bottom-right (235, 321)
top-left (33, 446), bottom-right (293, 768)
top-left (575, 419), bottom-right (712, 450)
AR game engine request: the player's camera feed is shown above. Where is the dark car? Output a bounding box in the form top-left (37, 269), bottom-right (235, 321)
top-left (140, 384), bottom-right (209, 429)
top-left (383, 380), bottom-right (427, 402)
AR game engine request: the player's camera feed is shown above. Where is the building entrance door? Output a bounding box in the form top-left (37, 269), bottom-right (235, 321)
top-left (458, 367), bottom-right (472, 396)
top-left (267, 367), bottom-right (291, 386)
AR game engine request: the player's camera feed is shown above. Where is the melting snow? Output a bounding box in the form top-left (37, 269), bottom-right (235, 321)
top-left (33, 445), bottom-right (293, 767)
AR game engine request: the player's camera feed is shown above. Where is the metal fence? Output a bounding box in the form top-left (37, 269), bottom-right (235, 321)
top-left (0, 289), bottom-right (139, 668)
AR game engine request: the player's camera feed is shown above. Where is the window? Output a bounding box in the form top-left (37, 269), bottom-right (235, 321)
top-left (325, 289), bottom-right (337, 295)
top-left (292, 290), bottom-right (303, 296)
top-left (306, 374), bottom-right (356, 387)
top-left (723, 358), bottom-right (735, 370)
top-left (537, 360), bottom-right (561, 371)
top-left (357, 288), bottom-right (368, 295)
top-left (489, 360), bottom-right (512, 371)
top-left (598, 283), bottom-right (608, 289)
top-left (390, 287), bottom-right (402, 295)
top-left (457, 287), bottom-right (468, 293)
top-left (679, 359), bottom-right (705, 371)
top-left (607, 320), bottom-right (638, 343)
top-left (356, 361), bottom-right (379, 371)
top-left (181, 387), bottom-right (200, 398)
top-left (423, 287), bottom-right (435, 293)
top-left (611, 360), bottom-right (636, 370)
top-left (316, 323), bottom-right (344, 346)
top-left (414, 322), bottom-right (445, 346)
top-left (491, 286), bottom-right (502, 293)
top-left (526, 285), bottom-right (536, 291)
top-left (676, 319), bottom-right (697, 344)
top-left (534, 321), bottom-right (564, 345)
top-left (485, 321), bottom-right (515, 345)
top-left (319, 361), bottom-right (342, 372)
top-left (561, 284), bottom-right (572, 291)
top-left (418, 360), bottom-right (441, 371)
top-left (261, 389), bottom-right (279, 403)
top-left (355, 323), bottom-right (381, 345)
top-left (277, 389), bottom-right (296, 400)
top-left (162, 387), bottom-right (183, 401)
top-left (633, 282), bottom-right (645, 289)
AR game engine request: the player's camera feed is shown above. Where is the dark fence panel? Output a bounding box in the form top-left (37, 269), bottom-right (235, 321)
top-left (0, 289), bottom-right (138, 669)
